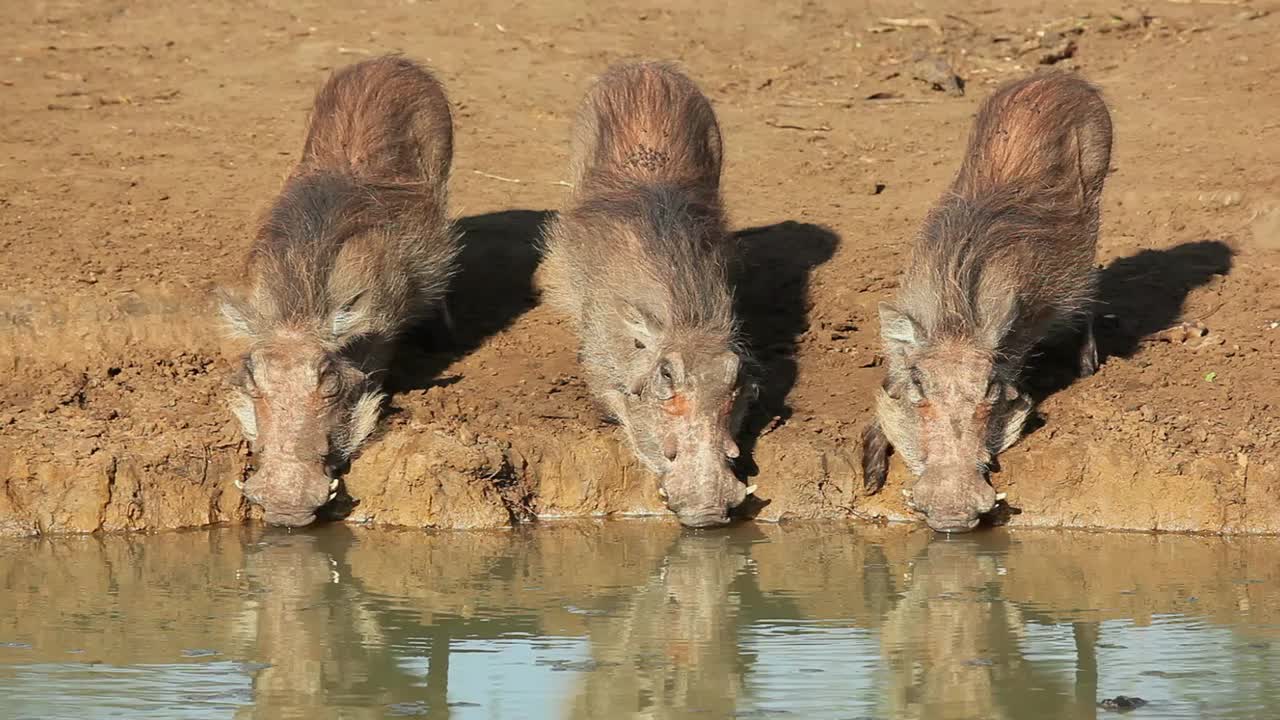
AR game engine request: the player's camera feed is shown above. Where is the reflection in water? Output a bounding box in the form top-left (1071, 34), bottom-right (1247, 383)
top-left (231, 531), bottom-right (414, 718)
top-left (1, 522), bottom-right (1279, 719)
top-left (877, 535), bottom-right (1099, 719)
top-left (567, 532), bottom-right (751, 719)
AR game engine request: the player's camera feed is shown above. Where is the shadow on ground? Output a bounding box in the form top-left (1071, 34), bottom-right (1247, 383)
top-left (319, 210), bottom-right (550, 522)
top-left (731, 221), bottom-right (840, 487)
top-left (1026, 238), bottom-right (1236, 397)
top-left (390, 209), bottom-right (552, 392)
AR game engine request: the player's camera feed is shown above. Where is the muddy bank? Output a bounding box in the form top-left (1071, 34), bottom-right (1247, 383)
top-left (3, 421), bottom-right (1277, 535)
top-left (1, 294), bottom-right (1277, 536)
top-left (2, 0), bottom-right (1279, 536)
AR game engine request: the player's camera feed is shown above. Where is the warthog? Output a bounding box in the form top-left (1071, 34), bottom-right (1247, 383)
top-left (218, 56), bottom-right (458, 526)
top-left (540, 62), bottom-right (755, 528)
top-left (862, 71), bottom-right (1113, 533)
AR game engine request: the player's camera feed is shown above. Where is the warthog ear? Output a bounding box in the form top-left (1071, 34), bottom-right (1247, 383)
top-left (330, 292), bottom-right (370, 341)
top-left (340, 390), bottom-right (385, 456)
top-left (719, 352), bottom-right (742, 384)
top-left (879, 302), bottom-right (925, 352)
top-left (621, 302), bottom-right (663, 351)
top-left (217, 290), bottom-right (257, 338)
top-left (861, 420), bottom-right (891, 494)
top-left (978, 291), bottom-right (1019, 350)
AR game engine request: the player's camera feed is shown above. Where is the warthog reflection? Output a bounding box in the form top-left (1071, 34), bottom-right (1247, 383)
top-left (3, 524), bottom-right (1280, 718)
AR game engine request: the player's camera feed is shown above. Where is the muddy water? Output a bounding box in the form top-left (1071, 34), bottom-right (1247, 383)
top-left (1, 523), bottom-right (1278, 720)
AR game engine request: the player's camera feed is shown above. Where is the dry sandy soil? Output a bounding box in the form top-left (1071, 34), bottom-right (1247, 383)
top-left (1, 0), bottom-right (1278, 536)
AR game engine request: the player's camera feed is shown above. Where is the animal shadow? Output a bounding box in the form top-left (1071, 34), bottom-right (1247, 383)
top-left (311, 210), bottom-right (549, 522)
top-left (1026, 238), bottom-right (1235, 399)
top-left (732, 221), bottom-right (840, 479)
top-left (389, 209), bottom-right (551, 391)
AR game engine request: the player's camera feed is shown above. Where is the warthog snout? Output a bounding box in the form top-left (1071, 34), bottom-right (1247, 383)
top-left (242, 461), bottom-right (338, 527)
top-left (674, 507), bottom-right (732, 529)
top-left (655, 394), bottom-right (750, 529)
top-left (662, 465), bottom-right (747, 529)
top-left (906, 470), bottom-right (997, 533)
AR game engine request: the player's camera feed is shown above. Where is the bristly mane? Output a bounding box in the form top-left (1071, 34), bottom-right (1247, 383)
top-left (220, 55), bottom-right (458, 346)
top-left (895, 71), bottom-right (1111, 361)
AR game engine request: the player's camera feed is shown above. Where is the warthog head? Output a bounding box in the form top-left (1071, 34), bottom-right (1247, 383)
top-left (616, 311), bottom-right (754, 528)
top-left (875, 304), bottom-right (1031, 533)
top-left (222, 303), bottom-right (385, 528)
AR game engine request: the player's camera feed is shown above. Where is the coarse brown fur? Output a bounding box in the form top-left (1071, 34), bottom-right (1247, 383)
top-left (218, 55), bottom-right (458, 527)
top-left (541, 62), bottom-right (753, 528)
top-left (863, 71), bottom-right (1113, 532)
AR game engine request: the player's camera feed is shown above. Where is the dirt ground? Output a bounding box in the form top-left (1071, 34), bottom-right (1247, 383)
top-left (1, 0), bottom-right (1278, 536)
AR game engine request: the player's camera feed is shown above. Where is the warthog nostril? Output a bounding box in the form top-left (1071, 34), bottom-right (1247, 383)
top-left (241, 462), bottom-right (332, 528)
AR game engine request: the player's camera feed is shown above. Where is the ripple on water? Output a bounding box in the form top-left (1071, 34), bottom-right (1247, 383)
top-left (0, 662), bottom-right (255, 719)
top-left (739, 623), bottom-right (880, 718)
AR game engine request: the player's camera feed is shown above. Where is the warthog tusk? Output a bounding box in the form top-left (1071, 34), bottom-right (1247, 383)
top-left (995, 492), bottom-right (1007, 502)
top-left (745, 484), bottom-right (757, 496)
top-left (330, 478), bottom-right (339, 491)
top-left (234, 479), bottom-right (244, 490)
top-left (658, 487), bottom-right (668, 499)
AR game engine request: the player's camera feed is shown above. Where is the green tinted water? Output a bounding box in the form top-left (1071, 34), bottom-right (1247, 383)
top-left (2, 521), bottom-right (1278, 719)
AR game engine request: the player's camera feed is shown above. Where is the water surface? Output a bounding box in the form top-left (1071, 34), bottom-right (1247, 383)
top-left (2, 521), bottom-right (1278, 719)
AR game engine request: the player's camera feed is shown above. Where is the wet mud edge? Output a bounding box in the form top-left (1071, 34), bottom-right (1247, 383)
top-left (1, 305), bottom-right (1276, 537)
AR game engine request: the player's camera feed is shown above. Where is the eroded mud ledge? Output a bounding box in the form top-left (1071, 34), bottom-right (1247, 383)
top-left (3, 370), bottom-right (1277, 537)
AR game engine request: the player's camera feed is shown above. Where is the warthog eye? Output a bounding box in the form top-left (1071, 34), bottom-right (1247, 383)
top-left (985, 379), bottom-right (1014, 404)
top-left (240, 356), bottom-right (262, 398)
top-left (659, 363), bottom-right (674, 384)
top-left (907, 367), bottom-right (926, 404)
top-left (634, 339), bottom-right (646, 350)
top-left (318, 362), bottom-right (342, 399)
